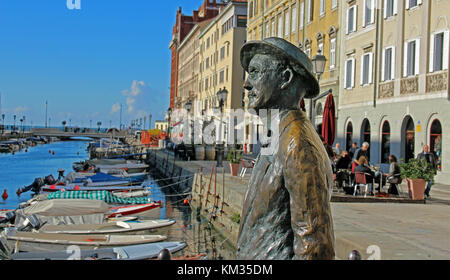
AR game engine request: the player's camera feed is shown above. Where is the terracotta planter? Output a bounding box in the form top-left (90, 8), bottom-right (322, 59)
top-left (406, 178), bottom-right (426, 200)
top-left (229, 163), bottom-right (240, 176)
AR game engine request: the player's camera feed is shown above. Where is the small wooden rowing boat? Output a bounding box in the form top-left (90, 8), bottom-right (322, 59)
top-left (38, 219), bottom-right (176, 235)
top-left (10, 241), bottom-right (187, 260)
top-left (107, 202), bottom-right (161, 218)
top-left (6, 229), bottom-right (167, 252)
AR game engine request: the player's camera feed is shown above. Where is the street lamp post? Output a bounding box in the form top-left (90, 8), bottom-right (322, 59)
top-left (216, 87), bottom-right (228, 168)
top-left (1, 114), bottom-right (5, 135)
top-left (167, 108), bottom-right (172, 139)
top-left (13, 115), bottom-right (16, 133)
top-left (185, 100), bottom-right (193, 144)
top-left (310, 50), bottom-right (327, 123)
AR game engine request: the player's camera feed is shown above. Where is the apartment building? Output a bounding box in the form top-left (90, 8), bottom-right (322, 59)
top-left (337, 0), bottom-right (449, 182)
top-left (246, 0), bottom-right (340, 133)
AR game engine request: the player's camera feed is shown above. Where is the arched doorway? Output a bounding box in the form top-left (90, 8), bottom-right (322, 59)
top-left (361, 119), bottom-right (371, 160)
top-left (346, 121), bottom-right (353, 151)
top-left (402, 116), bottom-right (415, 163)
top-left (381, 121), bottom-right (391, 163)
top-left (430, 119), bottom-right (442, 170)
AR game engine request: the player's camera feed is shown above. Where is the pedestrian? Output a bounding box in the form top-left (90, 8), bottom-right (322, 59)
top-left (348, 142), bottom-right (358, 159)
top-left (333, 143), bottom-right (342, 156)
top-left (417, 145), bottom-right (437, 198)
top-left (385, 155), bottom-right (402, 195)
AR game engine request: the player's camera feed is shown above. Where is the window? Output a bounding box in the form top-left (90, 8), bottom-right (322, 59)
top-left (226, 67), bottom-right (229, 81)
top-left (227, 44), bottom-right (230, 57)
top-left (205, 77), bottom-right (209, 90)
top-left (206, 57), bottom-right (210, 69)
top-left (207, 37), bottom-right (210, 49)
top-left (271, 18), bottom-right (276, 36)
top-left (249, 1), bottom-right (254, 18)
top-left (430, 31), bottom-right (449, 72)
top-left (265, 22), bottom-right (270, 38)
top-left (381, 121), bottom-right (391, 163)
top-left (404, 39), bottom-right (420, 77)
top-left (347, 5), bottom-right (357, 34)
top-left (320, 0), bottom-right (325, 16)
top-left (307, 0), bottom-right (313, 23)
top-left (363, 0), bottom-right (375, 27)
top-left (332, 0), bottom-right (338, 9)
top-left (318, 43), bottom-right (324, 54)
top-left (345, 58), bottom-right (355, 89)
top-left (254, 0), bottom-right (258, 16)
top-left (382, 46), bottom-right (395, 81)
top-left (430, 119), bottom-right (442, 171)
top-left (220, 46), bottom-right (225, 60)
top-left (219, 70), bottom-right (224, 84)
top-left (284, 10), bottom-right (290, 37)
top-left (361, 53), bottom-right (373, 85)
top-left (292, 4), bottom-right (297, 33)
top-left (384, 0), bottom-right (397, 18)
top-left (300, 2), bottom-right (304, 29)
top-left (330, 38), bottom-right (336, 69)
top-left (406, 0), bottom-right (422, 10)
top-left (361, 119), bottom-right (371, 160)
top-left (346, 122), bottom-right (353, 151)
top-left (305, 46), bottom-right (311, 58)
top-left (277, 15), bottom-right (283, 38)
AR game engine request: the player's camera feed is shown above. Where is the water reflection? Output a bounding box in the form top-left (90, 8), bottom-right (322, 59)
top-left (147, 175), bottom-right (236, 260)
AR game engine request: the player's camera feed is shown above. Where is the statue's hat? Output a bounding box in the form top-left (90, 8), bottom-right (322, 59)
top-left (240, 37), bottom-right (319, 99)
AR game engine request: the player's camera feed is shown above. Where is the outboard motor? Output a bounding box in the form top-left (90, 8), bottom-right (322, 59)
top-left (17, 214), bottom-right (46, 232)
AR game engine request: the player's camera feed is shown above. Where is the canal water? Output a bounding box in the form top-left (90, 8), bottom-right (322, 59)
top-left (0, 140), bottom-right (235, 259)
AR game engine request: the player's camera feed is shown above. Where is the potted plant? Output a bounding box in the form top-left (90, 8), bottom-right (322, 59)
top-left (227, 147), bottom-right (242, 176)
top-left (400, 158), bottom-right (436, 200)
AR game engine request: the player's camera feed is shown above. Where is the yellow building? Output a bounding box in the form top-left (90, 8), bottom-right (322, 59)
top-left (198, 0), bottom-right (248, 115)
top-left (246, 0), bottom-right (340, 132)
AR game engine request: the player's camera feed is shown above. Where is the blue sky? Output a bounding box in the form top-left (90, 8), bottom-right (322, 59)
top-left (0, 0), bottom-right (201, 128)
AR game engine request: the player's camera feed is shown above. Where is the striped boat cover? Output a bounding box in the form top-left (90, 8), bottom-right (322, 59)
top-left (47, 190), bottom-right (152, 205)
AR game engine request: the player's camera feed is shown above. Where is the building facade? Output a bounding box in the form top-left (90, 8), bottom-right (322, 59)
top-left (246, 0), bottom-right (340, 133)
top-left (154, 120), bottom-right (169, 132)
top-left (337, 0), bottom-right (449, 182)
top-left (169, 0), bottom-right (222, 109)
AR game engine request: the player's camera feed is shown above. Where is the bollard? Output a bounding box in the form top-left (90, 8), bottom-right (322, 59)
top-left (348, 250), bottom-right (362, 260)
top-left (2, 190), bottom-right (8, 200)
top-left (157, 249), bottom-right (172, 260)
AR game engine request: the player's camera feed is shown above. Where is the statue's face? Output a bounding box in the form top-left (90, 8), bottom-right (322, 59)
top-left (244, 54), bottom-right (283, 110)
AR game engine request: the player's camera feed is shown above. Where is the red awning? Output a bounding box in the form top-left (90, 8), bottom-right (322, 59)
top-left (321, 94), bottom-right (336, 146)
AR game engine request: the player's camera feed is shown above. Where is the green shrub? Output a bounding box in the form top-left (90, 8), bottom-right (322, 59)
top-left (227, 147), bottom-right (242, 164)
top-left (400, 158), bottom-right (436, 183)
top-left (231, 212), bottom-right (240, 224)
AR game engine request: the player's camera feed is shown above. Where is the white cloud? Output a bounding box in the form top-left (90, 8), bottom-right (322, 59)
top-left (122, 80), bottom-right (149, 114)
top-left (110, 102), bottom-right (121, 114)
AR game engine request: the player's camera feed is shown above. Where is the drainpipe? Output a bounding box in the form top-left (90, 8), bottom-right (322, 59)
top-left (373, 4), bottom-right (381, 108)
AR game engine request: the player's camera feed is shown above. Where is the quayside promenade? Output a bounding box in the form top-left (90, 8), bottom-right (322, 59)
top-left (146, 149), bottom-right (450, 260)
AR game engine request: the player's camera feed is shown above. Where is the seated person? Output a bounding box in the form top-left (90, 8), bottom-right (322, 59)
top-left (384, 155), bottom-right (402, 195)
top-left (354, 156), bottom-right (375, 196)
top-left (17, 174), bottom-right (56, 197)
top-left (335, 151), bottom-right (352, 189)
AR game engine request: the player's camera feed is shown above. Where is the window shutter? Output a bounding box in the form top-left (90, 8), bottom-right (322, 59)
top-left (369, 53), bottom-right (373, 84)
top-left (346, 8), bottom-right (350, 34)
top-left (384, 0), bottom-right (388, 19)
top-left (370, 0), bottom-right (375, 24)
top-left (363, 0), bottom-right (366, 27)
top-left (391, 47), bottom-right (396, 79)
top-left (429, 34), bottom-right (435, 72)
top-left (418, 0), bottom-right (422, 5)
top-left (360, 55), bottom-right (365, 85)
top-left (443, 30), bottom-right (449, 70)
top-left (344, 60), bottom-right (348, 89)
top-left (415, 39), bottom-right (420, 75)
top-left (381, 48), bottom-right (386, 81)
top-left (403, 41), bottom-right (408, 77)
top-left (406, 0), bottom-right (410, 10)
top-left (353, 6), bottom-right (357, 32)
top-left (393, 0), bottom-right (398, 15)
top-left (351, 59), bottom-right (355, 88)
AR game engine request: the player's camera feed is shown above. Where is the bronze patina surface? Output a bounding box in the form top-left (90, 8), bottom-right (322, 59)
top-left (237, 37), bottom-right (335, 260)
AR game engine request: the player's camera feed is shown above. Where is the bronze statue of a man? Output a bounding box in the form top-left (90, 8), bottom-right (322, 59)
top-left (236, 37), bottom-right (335, 260)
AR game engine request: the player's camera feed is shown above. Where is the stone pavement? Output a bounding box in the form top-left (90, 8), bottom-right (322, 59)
top-left (150, 150), bottom-right (450, 259)
top-left (333, 183), bottom-right (450, 260)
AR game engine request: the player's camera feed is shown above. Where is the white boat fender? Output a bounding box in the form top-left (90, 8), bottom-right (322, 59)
top-left (116, 221), bottom-right (131, 229)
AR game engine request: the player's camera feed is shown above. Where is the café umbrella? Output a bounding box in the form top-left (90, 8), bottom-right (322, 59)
top-left (321, 93), bottom-right (336, 146)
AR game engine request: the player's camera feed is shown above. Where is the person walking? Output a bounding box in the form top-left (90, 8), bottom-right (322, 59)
top-left (417, 145), bottom-right (437, 198)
